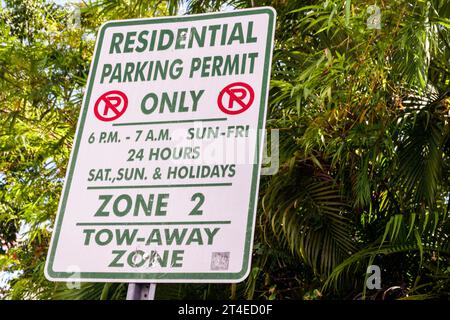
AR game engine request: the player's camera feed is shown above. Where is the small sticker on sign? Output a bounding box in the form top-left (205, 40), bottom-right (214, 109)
top-left (211, 252), bottom-right (230, 270)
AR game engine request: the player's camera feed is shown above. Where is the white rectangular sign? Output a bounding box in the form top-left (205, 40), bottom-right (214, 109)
top-left (45, 7), bottom-right (276, 282)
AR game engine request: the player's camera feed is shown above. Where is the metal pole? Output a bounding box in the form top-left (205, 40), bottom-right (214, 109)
top-left (126, 283), bottom-right (157, 300)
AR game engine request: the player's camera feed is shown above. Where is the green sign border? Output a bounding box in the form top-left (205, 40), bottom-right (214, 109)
top-left (45, 7), bottom-right (276, 282)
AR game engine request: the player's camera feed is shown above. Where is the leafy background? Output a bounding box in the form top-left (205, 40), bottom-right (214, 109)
top-left (0, 0), bottom-right (449, 300)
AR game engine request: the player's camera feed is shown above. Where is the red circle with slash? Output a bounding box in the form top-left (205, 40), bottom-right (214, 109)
top-left (94, 90), bottom-right (128, 122)
top-left (217, 82), bottom-right (255, 115)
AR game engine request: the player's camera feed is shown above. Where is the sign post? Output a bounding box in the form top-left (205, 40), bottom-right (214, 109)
top-left (126, 283), bottom-right (156, 300)
top-left (45, 7), bottom-right (276, 289)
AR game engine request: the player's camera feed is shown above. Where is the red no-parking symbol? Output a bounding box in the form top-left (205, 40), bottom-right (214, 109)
top-left (94, 90), bottom-right (128, 122)
top-left (217, 82), bottom-right (254, 115)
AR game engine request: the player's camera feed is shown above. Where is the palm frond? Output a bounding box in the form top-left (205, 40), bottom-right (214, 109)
top-left (323, 209), bottom-right (450, 294)
top-left (394, 86), bottom-right (449, 208)
top-left (262, 155), bottom-right (357, 276)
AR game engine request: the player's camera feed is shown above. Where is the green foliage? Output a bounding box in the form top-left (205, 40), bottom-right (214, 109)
top-left (0, 0), bottom-right (449, 300)
top-left (261, 159), bottom-right (357, 276)
top-left (260, 0), bottom-right (450, 299)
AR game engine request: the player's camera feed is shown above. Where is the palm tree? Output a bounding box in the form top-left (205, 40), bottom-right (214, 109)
top-left (258, 0), bottom-right (450, 299)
